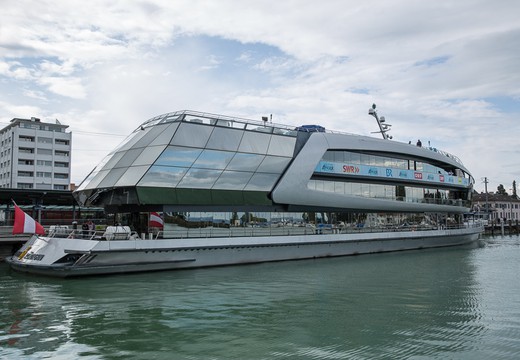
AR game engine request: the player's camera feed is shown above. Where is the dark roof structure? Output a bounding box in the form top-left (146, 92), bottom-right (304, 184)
top-left (0, 189), bottom-right (77, 207)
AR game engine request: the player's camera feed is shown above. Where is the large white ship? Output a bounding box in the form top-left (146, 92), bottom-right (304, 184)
top-left (7, 107), bottom-right (483, 277)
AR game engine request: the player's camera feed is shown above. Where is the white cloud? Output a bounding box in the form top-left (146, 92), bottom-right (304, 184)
top-left (38, 76), bottom-right (86, 99)
top-left (0, 0), bottom-right (519, 192)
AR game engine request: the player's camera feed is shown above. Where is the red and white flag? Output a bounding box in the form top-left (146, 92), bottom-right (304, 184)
top-left (13, 204), bottom-right (45, 235)
top-left (149, 212), bottom-right (164, 228)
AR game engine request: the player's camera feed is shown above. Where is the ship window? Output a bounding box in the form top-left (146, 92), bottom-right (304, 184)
top-left (351, 183), bottom-right (362, 196)
top-left (177, 168), bottom-right (222, 188)
top-left (171, 123), bottom-right (213, 148)
top-left (324, 181), bottom-right (334, 193)
top-left (244, 173), bottom-right (279, 191)
top-left (138, 166), bottom-right (188, 187)
top-left (82, 169), bottom-right (110, 190)
top-left (133, 124), bottom-right (169, 148)
top-left (350, 152), bottom-right (361, 164)
top-left (149, 122), bottom-right (179, 146)
top-left (114, 165), bottom-right (150, 187)
top-left (333, 151), bottom-right (344, 162)
top-left (97, 167), bottom-right (128, 188)
top-left (154, 146), bottom-right (202, 168)
top-left (226, 153), bottom-right (264, 171)
top-left (76, 170), bottom-right (99, 191)
top-left (212, 171), bottom-right (253, 190)
top-left (113, 148), bottom-right (145, 168)
top-left (238, 132), bottom-right (270, 154)
top-left (256, 156), bottom-right (291, 174)
top-left (115, 129), bottom-right (148, 152)
top-left (94, 151), bottom-right (122, 172)
top-left (206, 127), bottom-right (243, 151)
top-left (132, 145), bottom-right (167, 166)
top-left (267, 135), bottom-right (295, 157)
top-left (192, 150), bottom-right (234, 170)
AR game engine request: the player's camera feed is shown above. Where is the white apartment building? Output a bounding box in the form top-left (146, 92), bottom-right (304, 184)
top-left (0, 117), bottom-right (71, 190)
top-left (473, 193), bottom-right (520, 222)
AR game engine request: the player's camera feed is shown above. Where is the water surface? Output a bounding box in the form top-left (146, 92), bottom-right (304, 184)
top-left (1, 235), bottom-right (520, 359)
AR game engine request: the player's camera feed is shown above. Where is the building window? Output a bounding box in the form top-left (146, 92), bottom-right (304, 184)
top-left (19, 135), bottom-right (35, 142)
top-left (55, 139), bottom-right (69, 145)
top-left (37, 160), bottom-right (52, 166)
top-left (17, 183), bottom-right (33, 189)
top-left (55, 150), bottom-right (69, 157)
top-left (18, 159), bottom-right (34, 165)
top-left (54, 161), bottom-right (69, 168)
top-left (37, 148), bottom-right (53, 155)
top-left (36, 172), bottom-right (52, 178)
top-left (54, 184), bottom-right (68, 190)
top-left (19, 147), bottom-right (35, 154)
top-left (54, 173), bottom-right (68, 179)
top-left (38, 136), bottom-right (53, 143)
top-left (18, 171), bottom-right (34, 177)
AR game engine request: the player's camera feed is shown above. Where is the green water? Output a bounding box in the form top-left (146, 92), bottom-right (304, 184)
top-left (1, 235), bottom-right (520, 359)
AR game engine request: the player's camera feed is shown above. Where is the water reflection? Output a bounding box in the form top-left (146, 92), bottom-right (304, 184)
top-left (0, 240), bottom-right (510, 359)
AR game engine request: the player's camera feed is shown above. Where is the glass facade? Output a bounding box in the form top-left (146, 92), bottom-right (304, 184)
top-left (322, 150), bottom-right (471, 179)
top-left (311, 150), bottom-right (473, 208)
top-left (74, 110), bottom-right (473, 220)
top-left (77, 111), bottom-right (297, 205)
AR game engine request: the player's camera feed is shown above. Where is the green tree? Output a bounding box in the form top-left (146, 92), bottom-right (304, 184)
top-left (513, 180), bottom-right (518, 199)
top-left (497, 184), bottom-right (507, 195)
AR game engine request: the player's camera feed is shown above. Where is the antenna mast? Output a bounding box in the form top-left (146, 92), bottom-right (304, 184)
top-left (368, 104), bottom-right (392, 140)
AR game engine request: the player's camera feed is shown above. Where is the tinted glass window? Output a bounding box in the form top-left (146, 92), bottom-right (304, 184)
top-left (171, 123), bottom-right (213, 148)
top-left (206, 127), bottom-right (243, 151)
top-left (114, 129), bottom-right (148, 152)
top-left (267, 135), bottom-right (295, 157)
top-left (99, 151), bottom-right (125, 171)
top-left (149, 122), bottom-right (179, 146)
top-left (192, 150), bottom-right (234, 170)
top-left (238, 132), bottom-right (270, 154)
top-left (226, 153), bottom-right (265, 171)
top-left (97, 168), bottom-right (128, 188)
top-left (256, 156), bottom-right (291, 173)
top-left (138, 166), bottom-right (188, 187)
top-left (212, 171), bottom-right (253, 190)
top-left (114, 165), bottom-right (150, 187)
top-left (245, 173), bottom-right (279, 191)
top-left (76, 170), bottom-right (97, 191)
top-left (133, 125), bottom-right (168, 148)
top-left (132, 145), bottom-right (167, 166)
top-left (177, 168), bottom-right (222, 188)
top-left (154, 146), bottom-right (202, 167)
top-left (113, 148), bottom-right (145, 168)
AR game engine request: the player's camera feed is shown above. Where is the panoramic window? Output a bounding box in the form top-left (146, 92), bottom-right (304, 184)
top-left (206, 127), bottom-right (244, 151)
top-left (139, 165), bottom-right (188, 187)
top-left (154, 146), bottom-right (202, 168)
top-left (171, 123), bottom-right (213, 148)
top-left (192, 150), bottom-right (235, 170)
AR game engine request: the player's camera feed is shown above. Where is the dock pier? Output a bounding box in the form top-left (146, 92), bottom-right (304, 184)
top-left (484, 220), bottom-right (520, 236)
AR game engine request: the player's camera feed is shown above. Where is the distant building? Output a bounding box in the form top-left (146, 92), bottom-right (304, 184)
top-left (0, 117), bottom-right (71, 190)
top-left (472, 192), bottom-right (520, 222)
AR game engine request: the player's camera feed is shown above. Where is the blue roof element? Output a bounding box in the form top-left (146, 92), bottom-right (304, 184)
top-left (295, 125), bottom-right (325, 132)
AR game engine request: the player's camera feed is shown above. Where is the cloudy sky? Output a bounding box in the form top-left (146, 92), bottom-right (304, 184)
top-left (1, 0), bottom-right (519, 193)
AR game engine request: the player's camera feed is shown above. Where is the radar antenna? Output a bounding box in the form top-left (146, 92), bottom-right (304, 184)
top-left (368, 104), bottom-right (392, 140)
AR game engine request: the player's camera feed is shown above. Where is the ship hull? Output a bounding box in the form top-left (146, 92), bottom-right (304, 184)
top-left (6, 227), bottom-right (482, 278)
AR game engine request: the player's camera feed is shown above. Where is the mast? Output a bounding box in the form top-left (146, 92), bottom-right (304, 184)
top-left (368, 104), bottom-right (392, 140)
